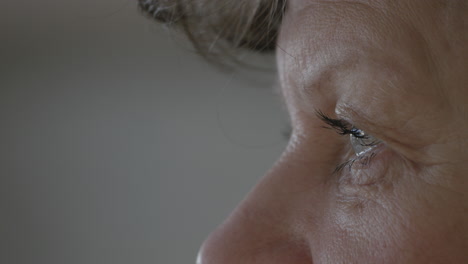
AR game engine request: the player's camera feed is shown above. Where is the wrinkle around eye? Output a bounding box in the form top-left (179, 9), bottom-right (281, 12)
top-left (335, 145), bottom-right (402, 202)
top-left (334, 103), bottom-right (451, 167)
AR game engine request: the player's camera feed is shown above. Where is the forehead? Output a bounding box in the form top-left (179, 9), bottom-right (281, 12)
top-left (275, 1), bottom-right (466, 144)
top-left (276, 1), bottom-right (467, 118)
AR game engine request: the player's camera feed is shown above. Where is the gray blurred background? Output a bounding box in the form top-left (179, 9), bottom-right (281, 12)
top-left (0, 1), bottom-right (288, 264)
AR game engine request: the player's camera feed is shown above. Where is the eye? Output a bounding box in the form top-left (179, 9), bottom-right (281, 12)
top-left (349, 128), bottom-right (380, 156)
top-left (315, 110), bottom-right (382, 173)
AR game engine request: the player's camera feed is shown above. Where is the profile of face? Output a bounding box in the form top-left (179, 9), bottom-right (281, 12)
top-left (197, 0), bottom-right (468, 263)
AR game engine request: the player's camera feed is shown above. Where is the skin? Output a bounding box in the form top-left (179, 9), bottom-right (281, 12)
top-left (197, 0), bottom-right (468, 263)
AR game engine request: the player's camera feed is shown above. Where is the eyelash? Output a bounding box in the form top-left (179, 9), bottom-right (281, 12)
top-left (315, 111), bottom-right (379, 173)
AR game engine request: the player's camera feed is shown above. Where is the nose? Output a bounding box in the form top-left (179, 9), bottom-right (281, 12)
top-left (196, 149), bottom-right (317, 264)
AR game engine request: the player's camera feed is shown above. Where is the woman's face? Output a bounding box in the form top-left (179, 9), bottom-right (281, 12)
top-left (198, 1), bottom-right (468, 263)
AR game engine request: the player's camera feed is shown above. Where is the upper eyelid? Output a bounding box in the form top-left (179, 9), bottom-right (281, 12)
top-left (315, 110), bottom-right (349, 131)
top-left (335, 105), bottom-right (415, 150)
top-left (334, 104), bottom-right (417, 146)
top-left (335, 106), bottom-right (383, 135)
top-left (315, 108), bottom-right (409, 158)
top-left (315, 110), bottom-right (361, 136)
top-left (333, 106), bottom-right (429, 165)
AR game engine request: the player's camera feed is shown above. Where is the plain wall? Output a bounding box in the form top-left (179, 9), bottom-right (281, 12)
top-left (0, 1), bottom-right (288, 263)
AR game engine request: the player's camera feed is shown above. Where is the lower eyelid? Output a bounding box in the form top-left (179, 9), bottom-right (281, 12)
top-left (337, 144), bottom-right (390, 186)
top-left (334, 141), bottom-right (381, 172)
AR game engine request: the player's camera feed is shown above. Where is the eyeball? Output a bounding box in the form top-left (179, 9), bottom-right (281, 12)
top-left (350, 129), bottom-right (379, 156)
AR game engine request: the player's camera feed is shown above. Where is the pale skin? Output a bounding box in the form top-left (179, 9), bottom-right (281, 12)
top-left (197, 0), bottom-right (468, 263)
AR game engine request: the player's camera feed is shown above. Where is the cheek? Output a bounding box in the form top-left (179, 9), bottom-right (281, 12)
top-left (306, 163), bottom-right (466, 263)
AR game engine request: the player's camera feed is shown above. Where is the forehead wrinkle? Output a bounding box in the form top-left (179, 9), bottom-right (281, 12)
top-left (290, 29), bottom-right (448, 134)
top-left (283, 0), bottom-right (448, 92)
top-left (278, 0), bottom-right (463, 143)
top-left (278, 2), bottom-right (410, 113)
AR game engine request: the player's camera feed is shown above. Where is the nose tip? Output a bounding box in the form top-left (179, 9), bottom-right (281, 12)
top-left (196, 237), bottom-right (217, 264)
top-left (195, 225), bottom-right (233, 264)
top-left (195, 207), bottom-right (313, 264)
top-left (196, 153), bottom-right (316, 264)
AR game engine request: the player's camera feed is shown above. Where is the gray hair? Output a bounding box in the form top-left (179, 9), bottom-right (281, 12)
top-left (138, 0), bottom-right (286, 66)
